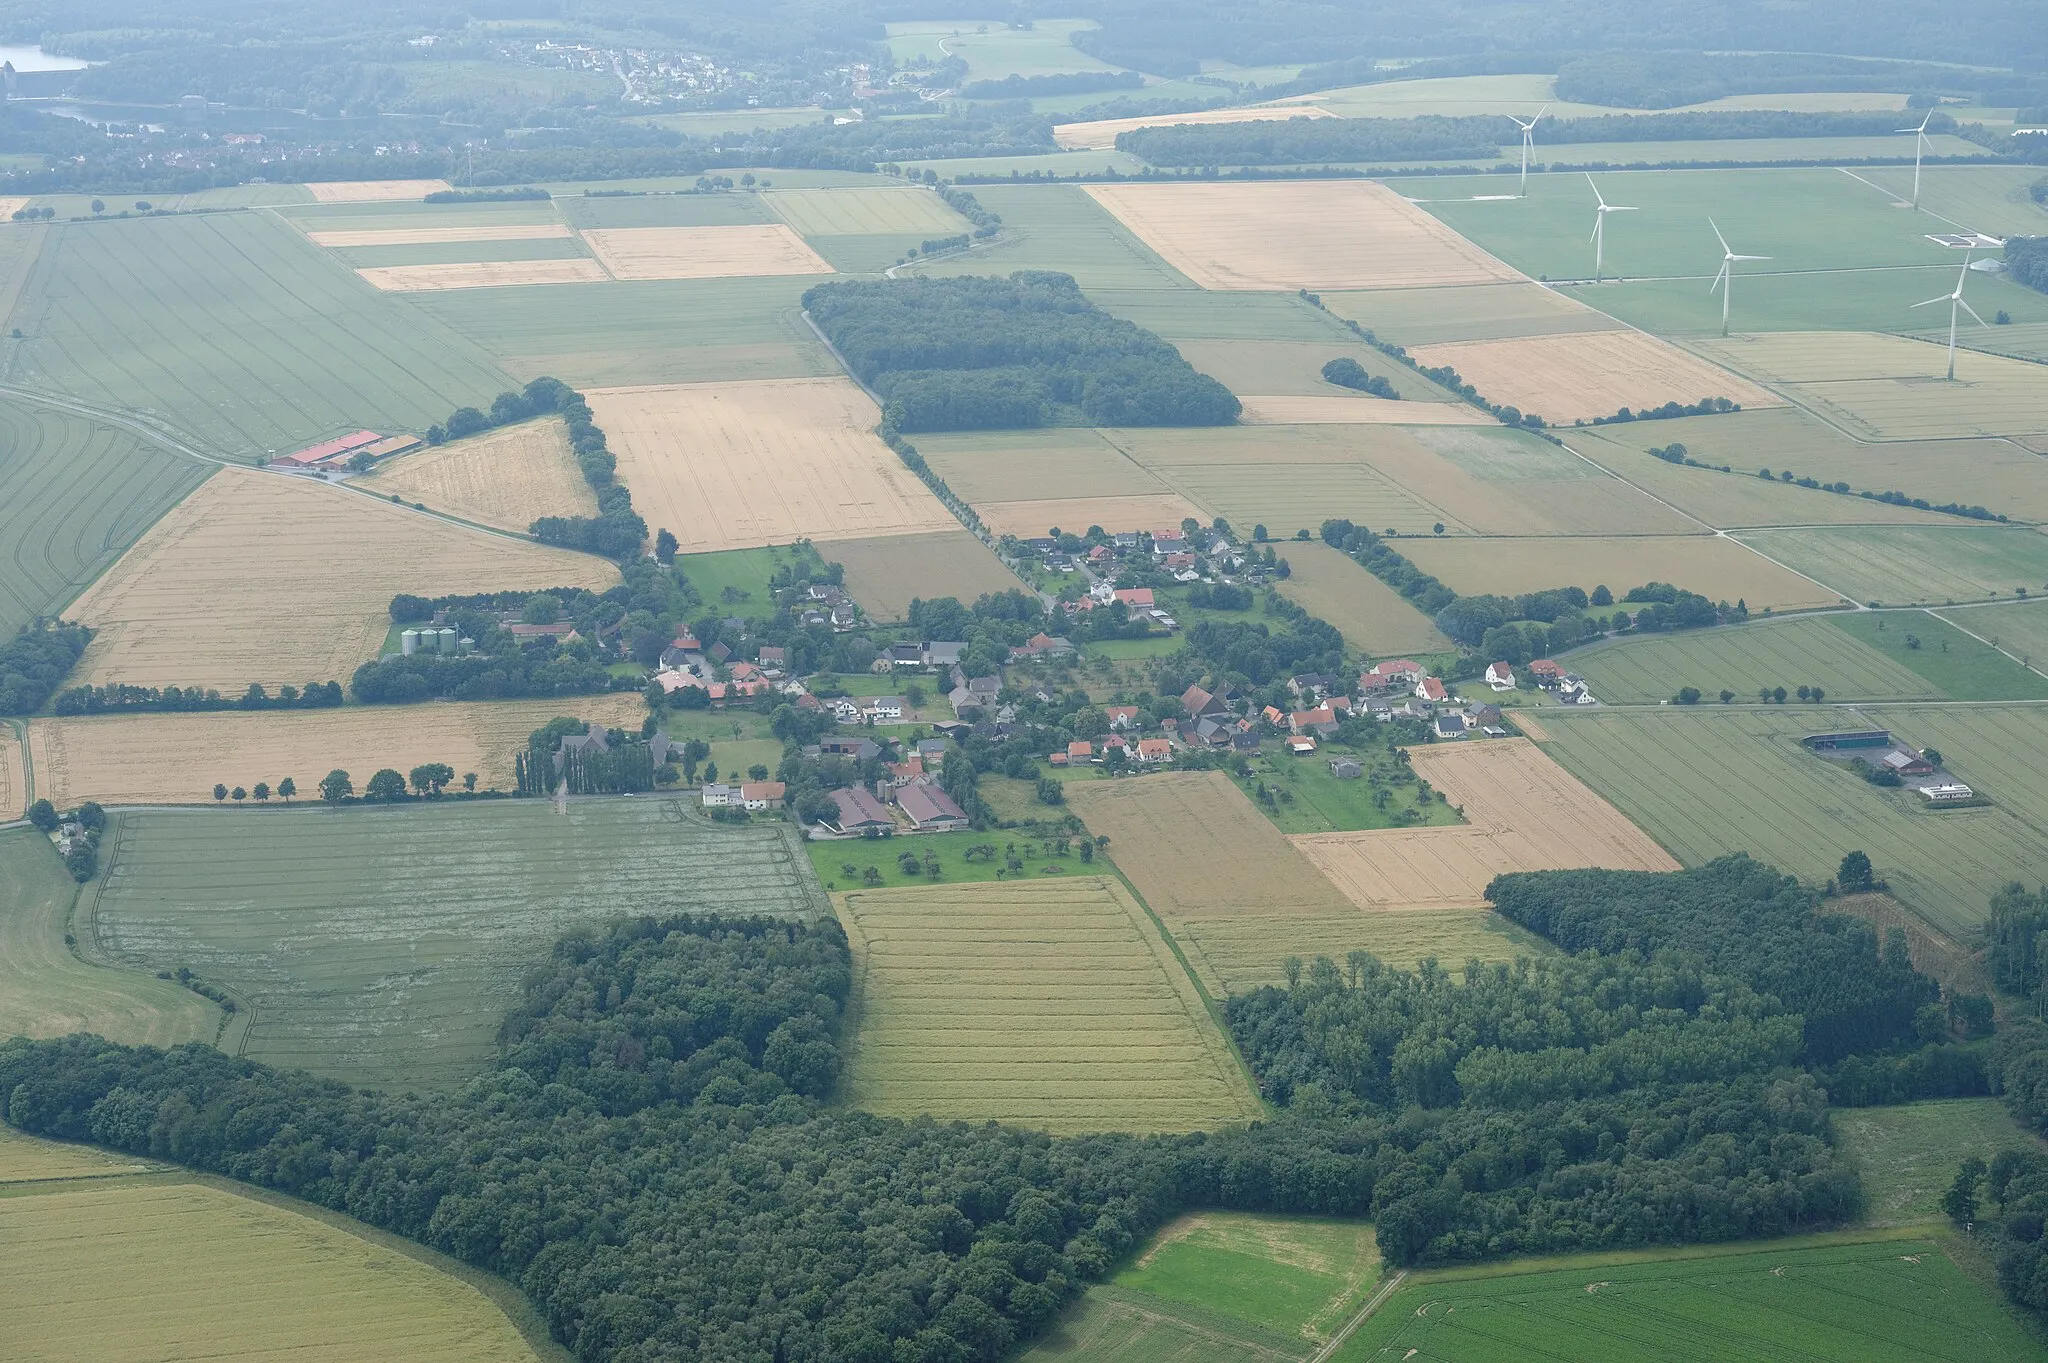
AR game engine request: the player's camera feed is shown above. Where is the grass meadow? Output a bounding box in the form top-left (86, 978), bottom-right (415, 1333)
top-left (83, 800), bottom-right (825, 1090)
top-left (1934, 601), bottom-right (2048, 669)
top-left (907, 185), bottom-right (1194, 290)
top-left (1835, 1100), bottom-right (2045, 1225)
top-left (677, 543), bottom-right (804, 612)
top-left (808, 828), bottom-right (1096, 893)
top-left (1828, 609), bottom-right (2048, 699)
top-left (1565, 616), bottom-right (1942, 704)
top-left (0, 393), bottom-right (207, 634)
top-left (5, 213), bottom-right (512, 459)
top-left (884, 18), bottom-right (1115, 82)
top-left (1733, 525), bottom-right (2048, 606)
top-left (1114, 1213), bottom-right (1380, 1340)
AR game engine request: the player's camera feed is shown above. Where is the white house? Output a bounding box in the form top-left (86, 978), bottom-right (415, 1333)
top-left (701, 782), bottom-right (734, 807)
top-left (1484, 661), bottom-right (1515, 692)
top-left (864, 695), bottom-right (905, 721)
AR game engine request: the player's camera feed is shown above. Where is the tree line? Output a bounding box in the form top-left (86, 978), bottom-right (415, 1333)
top-left (53, 680), bottom-right (343, 715)
top-left (2009, 237), bottom-right (2048, 295)
top-left (804, 272), bottom-right (1241, 431)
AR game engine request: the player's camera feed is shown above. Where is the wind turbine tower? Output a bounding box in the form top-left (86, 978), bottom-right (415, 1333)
top-left (1587, 174), bottom-right (1636, 281)
top-left (1912, 253), bottom-right (1984, 381)
top-left (1897, 110), bottom-right (1935, 208)
top-left (1509, 104), bottom-right (1547, 197)
top-left (1708, 218), bottom-right (1769, 336)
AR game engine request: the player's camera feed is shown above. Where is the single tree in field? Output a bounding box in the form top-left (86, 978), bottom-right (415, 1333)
top-left (278, 776), bottom-right (296, 803)
top-left (463, 772), bottom-right (478, 792)
top-left (1432, 523), bottom-right (1445, 536)
top-left (26, 799), bottom-right (57, 833)
top-left (655, 529), bottom-right (679, 564)
top-left (1719, 690), bottom-right (1735, 704)
top-left (1838, 850), bottom-right (1876, 894)
top-left (1772, 686), bottom-right (1788, 704)
top-left (365, 769), bottom-right (407, 802)
top-left (409, 762), bottom-right (454, 796)
top-left (90, 199), bottom-right (105, 215)
top-left (1810, 686), bottom-right (1824, 703)
top-left (231, 786), bottom-right (246, 802)
top-left (318, 770), bottom-right (352, 805)
top-left (1758, 687), bottom-right (1772, 703)
top-left (1943, 1157), bottom-right (1986, 1225)
top-left (253, 783), bottom-right (270, 802)
top-left (213, 783), bottom-right (228, 802)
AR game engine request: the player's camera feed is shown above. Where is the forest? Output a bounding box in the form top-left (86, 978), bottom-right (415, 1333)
top-left (0, 620), bottom-right (92, 716)
top-left (803, 273), bottom-right (1241, 431)
top-left (2009, 237), bottom-right (2048, 295)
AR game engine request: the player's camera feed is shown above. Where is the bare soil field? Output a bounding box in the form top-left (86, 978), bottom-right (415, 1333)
top-left (580, 225), bottom-right (833, 280)
top-left (1053, 104), bottom-right (1337, 151)
top-left (1083, 180), bottom-right (1525, 291)
top-left (356, 258), bottom-right (610, 291)
top-left (836, 877), bottom-right (1262, 1133)
top-left (1272, 542), bottom-right (1453, 655)
top-left (1407, 330), bottom-right (1784, 424)
top-left (306, 224), bottom-right (573, 248)
top-left (1235, 395), bottom-right (1496, 425)
top-left (356, 417), bottom-right (597, 532)
top-left (1398, 532), bottom-right (1841, 611)
top-left (1292, 739), bottom-right (1678, 911)
top-left (586, 378), bottom-right (954, 552)
top-left (66, 466), bottom-right (616, 689)
top-left (815, 530), bottom-right (1021, 621)
top-left (26, 695), bottom-right (644, 806)
top-left (304, 179), bottom-right (453, 202)
top-left (977, 492), bottom-right (1208, 538)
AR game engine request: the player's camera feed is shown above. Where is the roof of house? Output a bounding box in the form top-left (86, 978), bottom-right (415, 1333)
top-left (1069, 740), bottom-right (1092, 757)
top-left (1368, 659), bottom-right (1422, 677)
top-left (1286, 735), bottom-right (1317, 752)
top-left (1138, 738), bottom-right (1172, 756)
top-left (1114, 587), bottom-right (1155, 607)
top-left (758, 645), bottom-right (787, 662)
top-left (740, 781), bottom-right (786, 802)
top-left (1418, 678), bottom-right (1448, 701)
top-left (1436, 714), bottom-right (1467, 734)
top-left (829, 786), bottom-right (894, 827)
top-left (868, 695), bottom-right (904, 710)
top-left (898, 784), bottom-right (967, 825)
top-left (1531, 659), bottom-right (1564, 675)
top-left (1486, 661), bottom-right (1513, 675)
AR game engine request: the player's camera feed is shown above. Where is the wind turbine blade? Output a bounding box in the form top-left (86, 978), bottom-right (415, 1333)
top-left (1959, 298), bottom-right (1987, 327)
top-left (1590, 219), bottom-right (1601, 243)
top-left (1710, 218), bottom-right (1731, 255)
top-left (1920, 110), bottom-right (1933, 133)
top-left (1733, 254), bottom-right (1771, 261)
top-left (1533, 102), bottom-right (1548, 126)
top-left (1710, 263), bottom-right (1728, 293)
top-left (1911, 295), bottom-right (1949, 308)
top-left (1586, 172), bottom-right (1606, 207)
top-left (1609, 205), bottom-right (1637, 212)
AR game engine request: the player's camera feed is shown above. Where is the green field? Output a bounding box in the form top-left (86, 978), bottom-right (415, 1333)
top-left (1536, 705), bottom-right (2048, 935)
top-left (1569, 260), bottom-right (2048, 337)
top-left (1115, 1213), bottom-right (1380, 1338)
top-left (1828, 609), bottom-right (2048, 699)
top-left (1836, 1100), bottom-right (2044, 1225)
top-left (329, 235), bottom-right (594, 268)
top-left (83, 800), bottom-right (825, 1089)
top-left (1734, 525), bottom-right (2048, 606)
top-left (639, 107), bottom-right (832, 137)
top-left (1934, 601), bottom-right (2048, 670)
top-left (278, 199), bottom-right (563, 231)
top-left (559, 191), bottom-right (773, 229)
top-left (1336, 1236), bottom-right (2047, 1363)
top-left (677, 543), bottom-right (805, 611)
top-left (4, 214), bottom-right (512, 459)
top-left (1021, 1285), bottom-right (1310, 1362)
top-left (808, 828), bottom-right (1092, 892)
top-left (1851, 164), bottom-right (2048, 238)
top-left (0, 392), bottom-right (208, 633)
top-left (908, 185), bottom-right (1192, 290)
top-left (1325, 281), bottom-right (1624, 346)
top-left (884, 18), bottom-right (1115, 82)
top-left (1230, 746), bottom-right (1461, 835)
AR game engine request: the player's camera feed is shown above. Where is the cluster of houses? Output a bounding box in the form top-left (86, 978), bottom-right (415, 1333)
top-left (655, 633), bottom-right (791, 704)
top-left (1801, 729), bottom-right (1977, 803)
top-left (1062, 581), bottom-right (1179, 632)
top-left (1015, 527), bottom-right (1244, 581)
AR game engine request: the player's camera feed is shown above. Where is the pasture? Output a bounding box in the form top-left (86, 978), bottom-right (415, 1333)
top-left (1829, 609), bottom-right (2048, 699)
top-left (1292, 739), bottom-right (1678, 911)
top-left (1732, 525), bottom-right (2048, 606)
top-left (587, 378), bottom-right (955, 552)
top-left (1083, 180), bottom-right (1524, 292)
top-left (0, 1139), bottom-right (544, 1363)
top-left (26, 694), bottom-right (645, 806)
top-left (1565, 616), bottom-right (1944, 703)
top-left (580, 224), bottom-right (833, 280)
top-left (1336, 1237), bottom-right (2043, 1363)
top-left (675, 544), bottom-right (799, 611)
top-left (0, 829), bottom-right (219, 1048)
top-left (1324, 280), bottom-right (1623, 346)
top-left (1835, 1100), bottom-right (2043, 1225)
top-left (835, 877), bottom-right (1264, 1133)
top-left (1053, 104), bottom-right (1337, 151)
top-left (885, 17), bottom-right (1114, 83)
top-left (6, 213), bottom-right (513, 459)
top-left (814, 530), bottom-right (1021, 620)
top-left (1270, 541), bottom-right (1453, 656)
top-left (355, 417), bottom-right (596, 532)
top-left (1934, 601), bottom-right (2048, 671)
top-left (1021, 1287), bottom-right (1310, 1362)
top-left (66, 466), bottom-right (616, 689)
top-left (1534, 704), bottom-right (2048, 935)
top-left (85, 798), bottom-right (823, 1088)
top-left (1399, 533), bottom-right (1841, 611)
top-left (1231, 743), bottom-right (1462, 836)
top-left (1692, 332), bottom-right (2048, 441)
top-left (0, 393), bottom-right (208, 635)
top-left (1406, 329), bottom-right (1782, 423)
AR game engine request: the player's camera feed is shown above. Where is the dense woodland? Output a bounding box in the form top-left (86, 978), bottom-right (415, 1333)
top-left (805, 273), bottom-right (1240, 431)
top-left (0, 622), bottom-right (91, 716)
top-left (2009, 237), bottom-right (2048, 295)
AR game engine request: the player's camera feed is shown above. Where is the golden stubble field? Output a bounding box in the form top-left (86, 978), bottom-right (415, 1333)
top-left (66, 466), bottom-right (617, 689)
top-left (0, 1129), bottom-right (539, 1363)
top-left (356, 258), bottom-right (610, 291)
top-left (1053, 103), bottom-right (1337, 150)
top-left (836, 877), bottom-right (1263, 1133)
top-left (1406, 330), bottom-right (1785, 424)
top-left (580, 225), bottom-right (833, 280)
top-left (304, 179), bottom-right (453, 202)
top-left (1083, 180), bottom-right (1526, 291)
top-left (357, 417), bottom-right (597, 532)
top-left (587, 377), bottom-right (956, 552)
top-left (27, 694), bottom-right (644, 806)
top-left (1292, 739), bottom-right (1679, 911)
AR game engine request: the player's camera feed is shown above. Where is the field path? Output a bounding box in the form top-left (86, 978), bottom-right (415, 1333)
top-left (1311, 1269), bottom-right (1408, 1362)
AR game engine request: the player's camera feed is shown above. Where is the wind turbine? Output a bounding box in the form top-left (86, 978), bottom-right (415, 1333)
top-left (1912, 252), bottom-right (1985, 380)
top-left (1587, 174), bottom-right (1635, 281)
top-left (1897, 109), bottom-right (1934, 208)
top-left (1708, 218), bottom-right (1770, 336)
top-left (1509, 104), bottom-right (1547, 196)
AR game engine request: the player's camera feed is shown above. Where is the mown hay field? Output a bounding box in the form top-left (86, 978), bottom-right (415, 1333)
top-left (588, 378), bottom-right (954, 552)
top-left (27, 694), bottom-right (644, 807)
top-left (0, 829), bottom-right (219, 1047)
top-left (1566, 616), bottom-right (1943, 704)
top-left (305, 178), bottom-right (453, 202)
top-left (356, 416), bottom-right (597, 532)
top-left (305, 223), bottom-right (576, 248)
top-left (7, 213), bottom-right (514, 459)
top-left (66, 466), bottom-right (617, 689)
top-left (581, 224), bottom-right (833, 280)
top-left (0, 1144), bottom-right (542, 1362)
top-left (1053, 103), bottom-right (1338, 150)
top-left (1082, 181), bottom-right (1524, 292)
top-left (0, 394), bottom-right (208, 636)
top-left (836, 877), bottom-right (1263, 1133)
top-left (1398, 533), bottom-right (1841, 611)
top-left (356, 257), bottom-right (611, 291)
top-left (1408, 329), bottom-right (1783, 424)
top-left (814, 530), bottom-right (1020, 622)
top-left (1535, 704), bottom-right (2048, 936)
top-left (1692, 332), bottom-right (2048, 441)
top-left (915, 428), bottom-right (1177, 503)
top-left (0, 1126), bottom-right (154, 1182)
top-left (977, 492), bottom-right (1208, 539)
top-left (1732, 525), bottom-right (2048, 606)
top-left (1271, 541), bottom-right (1452, 655)
top-left (765, 186), bottom-right (969, 236)
top-left (1323, 281), bottom-right (1624, 346)
top-left (85, 798), bottom-right (823, 1089)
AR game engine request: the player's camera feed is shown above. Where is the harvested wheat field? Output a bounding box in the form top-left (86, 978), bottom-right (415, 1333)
top-left (66, 466), bottom-right (616, 689)
top-left (305, 179), bottom-right (453, 203)
top-left (1054, 104), bottom-right (1337, 151)
top-left (1292, 739), bottom-right (1678, 912)
top-left (0, 197), bottom-right (29, 221)
top-left (580, 225), bottom-right (832, 280)
top-left (355, 258), bottom-right (610, 291)
top-left (27, 695), bottom-right (643, 806)
top-left (587, 378), bottom-right (954, 552)
top-left (1235, 395), bottom-right (1496, 425)
top-left (815, 530), bottom-right (1021, 622)
top-left (977, 492), bottom-right (1209, 539)
top-left (1398, 533), bottom-right (1840, 612)
top-left (1406, 330), bottom-right (1784, 424)
top-left (356, 417), bottom-right (597, 532)
top-left (306, 223), bottom-right (573, 248)
top-left (1084, 180), bottom-right (1524, 292)
top-left (837, 877), bottom-right (1262, 1133)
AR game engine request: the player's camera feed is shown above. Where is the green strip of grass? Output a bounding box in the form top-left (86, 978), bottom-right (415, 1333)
top-left (1828, 610), bottom-right (2048, 701)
